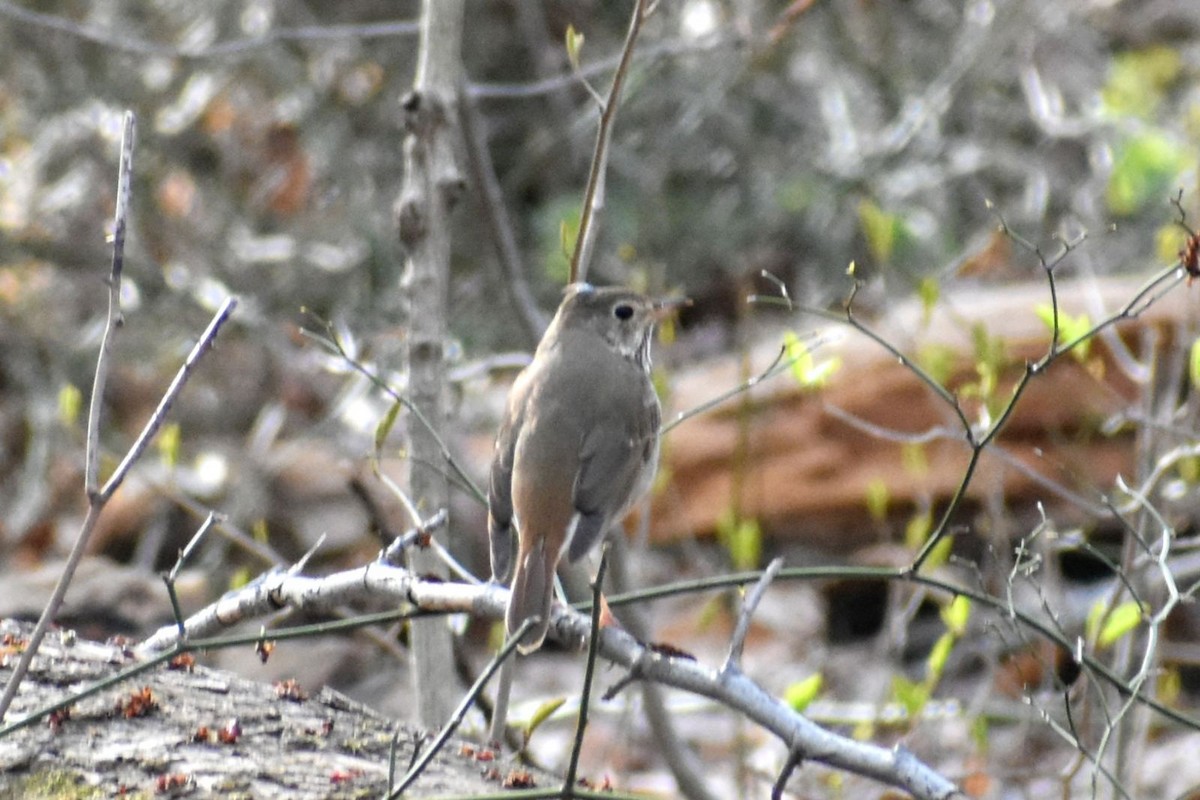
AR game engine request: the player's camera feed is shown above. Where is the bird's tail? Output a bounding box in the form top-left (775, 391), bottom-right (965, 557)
top-left (506, 537), bottom-right (555, 654)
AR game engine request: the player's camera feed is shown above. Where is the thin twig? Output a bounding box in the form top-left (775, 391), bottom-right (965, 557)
top-left (723, 557), bottom-right (783, 674)
top-left (569, 0), bottom-right (652, 284)
top-left (85, 111), bottom-right (134, 497)
top-left (563, 545), bottom-right (611, 794)
top-left (163, 511), bottom-right (220, 637)
top-left (388, 618), bottom-right (535, 799)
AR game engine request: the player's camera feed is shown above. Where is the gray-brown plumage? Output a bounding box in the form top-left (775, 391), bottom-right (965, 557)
top-left (488, 283), bottom-right (677, 654)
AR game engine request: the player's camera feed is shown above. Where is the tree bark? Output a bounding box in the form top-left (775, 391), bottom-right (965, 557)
top-left (395, 0), bottom-right (466, 727)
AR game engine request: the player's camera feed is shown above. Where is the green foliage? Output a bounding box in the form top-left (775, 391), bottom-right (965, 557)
top-left (917, 276), bottom-right (940, 325)
top-left (716, 509), bottom-right (762, 571)
top-left (917, 344), bottom-right (957, 387)
top-left (1034, 304), bottom-right (1092, 361)
top-left (783, 330), bottom-right (841, 389)
top-left (157, 422), bottom-right (182, 469)
top-left (1106, 132), bottom-right (1192, 216)
top-left (920, 534), bottom-right (954, 570)
top-left (904, 508), bottom-right (932, 550)
top-left (1101, 46), bottom-right (1182, 119)
top-left (864, 478), bottom-right (889, 522)
top-left (902, 442), bottom-right (928, 478)
top-left (1190, 338), bottom-right (1200, 391)
top-left (525, 696), bottom-right (566, 740)
top-left (374, 400), bottom-right (402, 458)
top-left (891, 675), bottom-right (930, 718)
top-left (926, 631), bottom-right (955, 682)
top-left (857, 199), bottom-right (906, 264)
top-left (1089, 599), bottom-right (1145, 649)
top-left (940, 595), bottom-right (971, 637)
top-left (57, 383), bottom-right (82, 427)
top-left (564, 24), bottom-right (585, 71)
top-left (783, 673), bottom-right (823, 712)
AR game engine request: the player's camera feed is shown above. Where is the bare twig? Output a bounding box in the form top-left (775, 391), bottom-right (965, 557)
top-left (0, 113), bottom-right (237, 723)
top-left (387, 618), bottom-right (535, 799)
top-left (563, 545), bottom-right (611, 793)
top-left (723, 557), bottom-right (783, 674)
top-left (569, 0), bottom-right (653, 284)
top-left (85, 111), bottom-right (134, 497)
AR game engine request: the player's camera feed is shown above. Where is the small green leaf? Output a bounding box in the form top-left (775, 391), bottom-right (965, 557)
top-left (970, 715), bottom-right (990, 752)
top-left (940, 595), bottom-right (971, 637)
top-left (715, 510), bottom-right (762, 571)
top-left (1190, 339), bottom-right (1200, 390)
top-left (57, 383), bottom-right (82, 427)
top-left (921, 534), bottom-right (954, 570)
top-left (157, 422), bottom-right (181, 468)
top-left (253, 519), bottom-right (270, 544)
top-left (904, 509), bottom-right (932, 550)
top-left (1097, 600), bottom-right (1144, 648)
top-left (565, 24), bottom-right (585, 71)
top-left (783, 673), bottom-right (823, 712)
top-left (1101, 46), bottom-right (1182, 119)
top-left (917, 276), bottom-right (940, 323)
top-left (374, 400), bottom-right (402, 460)
top-left (525, 696), bottom-right (566, 740)
top-left (846, 260), bottom-right (858, 277)
top-left (857, 199), bottom-right (900, 264)
top-left (926, 631), bottom-right (955, 682)
top-left (1156, 223), bottom-right (1189, 265)
top-left (891, 675), bottom-right (928, 718)
top-left (864, 479), bottom-right (889, 522)
top-left (902, 443), bottom-right (928, 478)
top-left (917, 344), bottom-right (956, 387)
top-left (1106, 131), bottom-right (1192, 216)
top-left (228, 566), bottom-right (252, 591)
top-left (783, 331), bottom-right (840, 389)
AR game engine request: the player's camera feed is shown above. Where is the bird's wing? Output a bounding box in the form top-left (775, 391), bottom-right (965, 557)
top-left (487, 368), bottom-right (535, 584)
top-left (568, 372), bottom-right (660, 563)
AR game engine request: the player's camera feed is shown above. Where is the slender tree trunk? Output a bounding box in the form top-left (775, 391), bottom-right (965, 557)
top-left (395, 0), bottom-right (466, 727)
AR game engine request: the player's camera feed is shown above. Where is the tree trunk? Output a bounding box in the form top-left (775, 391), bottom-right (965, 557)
top-left (395, 0), bottom-right (466, 727)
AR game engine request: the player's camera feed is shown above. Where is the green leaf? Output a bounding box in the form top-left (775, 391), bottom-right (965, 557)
top-left (926, 631), bottom-right (955, 682)
top-left (565, 24), bottom-right (585, 71)
top-left (917, 344), bottom-right (956, 387)
top-left (374, 400), bottom-right (402, 461)
top-left (891, 675), bottom-right (929, 718)
top-left (783, 331), bottom-right (841, 389)
top-left (1034, 304), bottom-right (1092, 360)
top-left (1190, 338), bottom-right (1200, 391)
top-left (1106, 131), bottom-right (1192, 216)
top-left (902, 443), bottom-right (928, 478)
top-left (716, 510), bottom-right (762, 571)
top-left (1097, 600), bottom-right (1144, 648)
top-left (940, 595), bottom-right (971, 637)
top-left (157, 422), bottom-right (181, 468)
top-left (1101, 46), bottom-right (1182, 119)
top-left (783, 673), bottom-right (823, 712)
top-left (864, 478), bottom-right (889, 522)
top-left (525, 696), bottom-right (566, 740)
top-left (57, 383), bottom-right (82, 427)
top-left (857, 199), bottom-right (900, 264)
top-left (917, 276), bottom-right (940, 323)
top-left (904, 509), bottom-right (932, 550)
top-left (921, 534), bottom-right (954, 570)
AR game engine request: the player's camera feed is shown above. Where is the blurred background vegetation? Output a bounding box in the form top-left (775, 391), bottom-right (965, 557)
top-left (1, 0), bottom-right (1198, 685)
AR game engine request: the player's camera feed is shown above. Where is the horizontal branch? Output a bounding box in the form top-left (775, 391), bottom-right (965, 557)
top-left (138, 561), bottom-right (958, 800)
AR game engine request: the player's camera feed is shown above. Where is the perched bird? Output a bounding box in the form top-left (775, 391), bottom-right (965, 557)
top-left (488, 283), bottom-right (683, 654)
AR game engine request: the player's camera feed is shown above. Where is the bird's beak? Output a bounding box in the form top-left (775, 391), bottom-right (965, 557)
top-left (651, 296), bottom-right (691, 320)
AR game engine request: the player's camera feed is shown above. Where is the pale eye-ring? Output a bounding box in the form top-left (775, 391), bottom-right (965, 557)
top-left (613, 303), bottom-right (634, 320)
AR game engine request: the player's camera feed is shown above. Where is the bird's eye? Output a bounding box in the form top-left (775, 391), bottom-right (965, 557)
top-left (613, 303), bottom-right (634, 320)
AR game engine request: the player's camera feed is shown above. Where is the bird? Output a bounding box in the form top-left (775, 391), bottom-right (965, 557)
top-left (488, 283), bottom-right (683, 655)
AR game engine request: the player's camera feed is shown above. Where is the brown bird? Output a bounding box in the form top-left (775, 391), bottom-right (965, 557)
top-left (488, 283), bottom-right (682, 654)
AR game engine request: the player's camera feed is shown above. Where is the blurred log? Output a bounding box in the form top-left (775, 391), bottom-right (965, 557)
top-left (652, 274), bottom-right (1192, 551)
